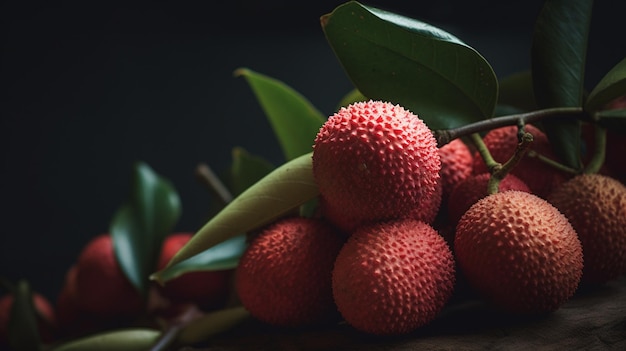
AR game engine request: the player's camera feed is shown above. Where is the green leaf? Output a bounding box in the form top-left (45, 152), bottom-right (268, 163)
top-left (531, 0), bottom-right (593, 169)
top-left (7, 280), bottom-right (41, 351)
top-left (235, 68), bottom-right (327, 161)
top-left (50, 328), bottom-right (160, 351)
top-left (336, 88), bottom-right (368, 111)
top-left (177, 306), bottom-right (250, 345)
top-left (153, 235), bottom-right (246, 283)
top-left (230, 147), bottom-right (275, 196)
top-left (321, 1), bottom-right (498, 130)
top-left (111, 162), bottom-right (182, 296)
top-left (586, 57), bottom-right (626, 112)
top-left (151, 152), bottom-right (318, 282)
top-left (498, 70), bottom-right (537, 112)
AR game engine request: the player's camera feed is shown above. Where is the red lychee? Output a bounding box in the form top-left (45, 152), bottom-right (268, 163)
top-left (235, 216), bottom-right (345, 327)
top-left (472, 124), bottom-right (569, 198)
top-left (454, 191), bottom-right (583, 314)
top-left (447, 172), bottom-right (531, 224)
top-left (73, 234), bottom-right (143, 318)
top-left (0, 290), bottom-right (57, 345)
top-left (312, 100), bottom-right (441, 232)
top-left (407, 178), bottom-right (442, 225)
top-left (547, 174), bottom-right (626, 284)
top-left (438, 138), bottom-right (473, 201)
top-left (157, 233), bottom-right (232, 311)
top-left (332, 219), bottom-right (455, 336)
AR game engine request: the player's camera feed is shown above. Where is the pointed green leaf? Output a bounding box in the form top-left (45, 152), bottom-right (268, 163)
top-left (111, 162), bottom-right (182, 296)
top-left (7, 280), bottom-right (41, 351)
top-left (154, 235), bottom-right (246, 283)
top-left (321, 1), bottom-right (498, 130)
top-left (177, 306), bottom-right (250, 345)
top-left (151, 152), bottom-right (318, 282)
top-left (586, 57), bottom-right (626, 112)
top-left (235, 68), bottom-right (326, 161)
top-left (531, 0), bottom-right (593, 169)
top-left (230, 147), bottom-right (275, 196)
top-left (50, 328), bottom-right (160, 351)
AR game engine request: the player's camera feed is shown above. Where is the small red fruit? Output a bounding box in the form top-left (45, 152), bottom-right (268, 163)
top-left (157, 233), bottom-right (232, 311)
top-left (73, 234), bottom-right (143, 318)
top-left (438, 138), bottom-right (474, 201)
top-left (548, 174), bottom-right (626, 284)
top-left (313, 100), bottom-right (441, 232)
top-left (454, 191), bottom-right (583, 314)
top-left (235, 216), bottom-right (345, 327)
top-left (332, 219), bottom-right (455, 335)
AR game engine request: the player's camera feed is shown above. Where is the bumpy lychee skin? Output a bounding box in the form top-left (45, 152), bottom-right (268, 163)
top-left (447, 172), bottom-right (531, 224)
top-left (157, 233), bottom-right (232, 311)
top-left (407, 179), bottom-right (442, 225)
top-left (454, 191), bottom-right (583, 314)
top-left (438, 138), bottom-right (473, 201)
top-left (313, 100), bottom-right (441, 232)
top-left (472, 124), bottom-right (569, 198)
top-left (547, 174), bottom-right (626, 284)
top-left (332, 219), bottom-right (455, 336)
top-left (235, 216), bottom-right (345, 327)
top-left (74, 234), bottom-right (143, 317)
top-left (0, 291), bottom-right (57, 345)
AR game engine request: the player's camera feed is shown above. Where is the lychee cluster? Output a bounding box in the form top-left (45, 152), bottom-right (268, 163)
top-left (234, 100), bottom-right (626, 337)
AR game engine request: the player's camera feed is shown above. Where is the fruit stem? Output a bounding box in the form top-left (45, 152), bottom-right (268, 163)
top-left (470, 133), bottom-right (501, 174)
top-left (525, 151), bottom-right (581, 175)
top-left (434, 106), bottom-right (585, 147)
top-left (487, 131), bottom-right (534, 194)
top-left (195, 163), bottom-right (234, 205)
top-left (148, 305), bottom-right (203, 351)
top-left (583, 123), bottom-right (607, 174)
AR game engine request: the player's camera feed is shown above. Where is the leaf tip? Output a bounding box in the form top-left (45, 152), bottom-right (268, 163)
top-left (233, 68), bottom-right (249, 78)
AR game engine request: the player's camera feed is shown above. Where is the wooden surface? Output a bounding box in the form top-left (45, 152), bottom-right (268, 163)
top-left (186, 276), bottom-right (626, 351)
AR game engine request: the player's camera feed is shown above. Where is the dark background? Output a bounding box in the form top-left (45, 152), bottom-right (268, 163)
top-left (1, 1), bottom-right (624, 302)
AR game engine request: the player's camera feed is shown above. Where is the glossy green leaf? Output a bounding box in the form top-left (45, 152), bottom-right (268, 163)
top-left (498, 70), bottom-right (537, 112)
top-left (154, 235), bottom-right (246, 283)
top-left (531, 0), bottom-right (593, 169)
top-left (111, 162), bottom-right (182, 296)
top-left (177, 306), bottom-right (250, 345)
top-left (230, 147), bottom-right (275, 196)
top-left (50, 328), bottom-right (160, 351)
top-left (336, 88), bottom-right (368, 111)
top-left (235, 68), bottom-right (326, 161)
top-left (586, 57), bottom-right (626, 112)
top-left (321, 1), bottom-right (498, 130)
top-left (151, 152), bottom-right (318, 282)
top-left (7, 280), bottom-right (41, 351)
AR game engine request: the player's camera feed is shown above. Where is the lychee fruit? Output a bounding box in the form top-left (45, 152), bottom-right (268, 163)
top-left (156, 233), bottom-right (233, 311)
top-left (407, 178), bottom-right (442, 225)
top-left (0, 290), bottom-right (57, 345)
top-left (438, 138), bottom-right (474, 201)
top-left (312, 100), bottom-right (441, 233)
top-left (472, 124), bottom-right (569, 198)
top-left (73, 234), bottom-right (143, 318)
top-left (235, 216), bottom-right (345, 327)
top-left (547, 173), bottom-right (626, 284)
top-left (454, 191), bottom-right (583, 314)
top-left (447, 172), bottom-right (531, 225)
top-left (332, 219), bottom-right (455, 336)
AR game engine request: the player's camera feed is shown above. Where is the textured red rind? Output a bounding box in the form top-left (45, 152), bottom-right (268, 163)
top-left (548, 174), bottom-right (626, 284)
top-left (332, 219), bottom-right (455, 336)
top-left (313, 100), bottom-right (441, 233)
top-left (454, 191), bottom-right (583, 314)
